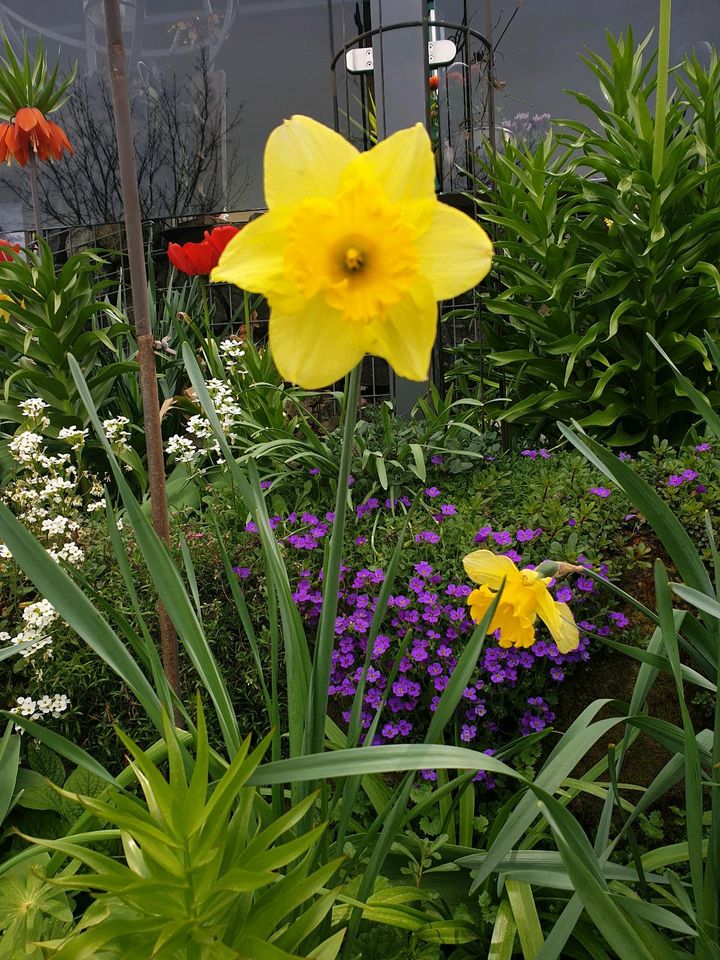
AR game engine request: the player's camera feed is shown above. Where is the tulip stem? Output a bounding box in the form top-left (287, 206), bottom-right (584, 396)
top-left (28, 153), bottom-right (43, 239)
top-left (103, 0), bottom-right (181, 706)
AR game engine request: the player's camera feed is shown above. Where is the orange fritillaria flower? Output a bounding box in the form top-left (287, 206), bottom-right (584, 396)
top-left (0, 107), bottom-right (73, 166)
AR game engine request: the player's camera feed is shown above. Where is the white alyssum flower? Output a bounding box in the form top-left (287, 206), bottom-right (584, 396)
top-left (0, 543), bottom-right (11, 560)
top-left (18, 397), bottom-right (49, 421)
top-left (41, 515), bottom-right (75, 538)
top-left (58, 426), bottom-right (88, 450)
top-left (220, 338), bottom-right (247, 373)
top-left (10, 692), bottom-right (70, 727)
top-left (166, 434), bottom-right (198, 463)
top-left (49, 542), bottom-right (85, 566)
top-left (102, 416), bottom-right (131, 449)
top-left (22, 599), bottom-right (57, 631)
top-left (8, 431), bottom-right (44, 463)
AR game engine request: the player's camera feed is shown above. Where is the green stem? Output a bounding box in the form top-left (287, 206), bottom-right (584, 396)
top-left (652, 0), bottom-right (672, 183)
top-left (243, 289), bottom-right (253, 346)
top-left (28, 153), bottom-right (43, 239)
top-left (305, 365), bottom-right (362, 760)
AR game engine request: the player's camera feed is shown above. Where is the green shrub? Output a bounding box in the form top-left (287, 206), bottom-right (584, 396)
top-left (453, 31), bottom-right (720, 445)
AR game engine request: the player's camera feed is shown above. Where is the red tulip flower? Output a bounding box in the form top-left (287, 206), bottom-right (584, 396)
top-left (428, 75), bottom-right (439, 91)
top-left (167, 224), bottom-right (240, 276)
top-left (0, 239), bottom-right (20, 261)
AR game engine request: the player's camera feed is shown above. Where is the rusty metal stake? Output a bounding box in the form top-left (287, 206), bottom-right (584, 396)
top-left (103, 0), bottom-right (181, 700)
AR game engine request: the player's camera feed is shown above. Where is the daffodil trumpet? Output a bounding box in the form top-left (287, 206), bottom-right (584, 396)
top-left (463, 549), bottom-right (579, 653)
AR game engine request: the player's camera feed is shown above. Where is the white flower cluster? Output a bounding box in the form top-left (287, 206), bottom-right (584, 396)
top-left (10, 692), bottom-right (70, 728)
top-left (165, 376), bottom-right (243, 464)
top-left (19, 397), bottom-right (50, 426)
top-left (1, 599), bottom-right (58, 659)
top-left (220, 337), bottom-right (247, 373)
top-left (2, 415), bottom-right (104, 566)
top-left (166, 434), bottom-right (198, 463)
top-left (102, 416), bottom-right (131, 450)
top-left (58, 425), bottom-right (88, 451)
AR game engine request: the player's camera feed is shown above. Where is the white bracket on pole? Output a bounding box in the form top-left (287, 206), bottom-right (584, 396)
top-left (346, 38), bottom-right (456, 74)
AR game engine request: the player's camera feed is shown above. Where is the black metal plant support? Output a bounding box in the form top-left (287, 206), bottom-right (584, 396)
top-left (103, 0), bottom-right (181, 699)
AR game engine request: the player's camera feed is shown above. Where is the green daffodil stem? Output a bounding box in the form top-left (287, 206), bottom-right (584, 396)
top-left (652, 0), bottom-right (672, 183)
top-left (306, 364), bottom-right (362, 761)
top-left (103, 0), bottom-right (181, 702)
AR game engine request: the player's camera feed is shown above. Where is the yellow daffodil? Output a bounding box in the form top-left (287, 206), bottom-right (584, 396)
top-left (212, 115), bottom-right (493, 388)
top-left (0, 292), bottom-right (14, 321)
top-left (463, 550), bottom-right (579, 653)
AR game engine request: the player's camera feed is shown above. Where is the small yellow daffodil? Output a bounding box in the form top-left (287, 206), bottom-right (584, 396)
top-left (212, 115), bottom-right (493, 388)
top-left (0, 292), bottom-right (13, 321)
top-left (463, 550), bottom-right (579, 653)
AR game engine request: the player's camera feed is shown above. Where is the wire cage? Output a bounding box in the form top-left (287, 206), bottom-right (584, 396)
top-left (328, 0), bottom-right (496, 410)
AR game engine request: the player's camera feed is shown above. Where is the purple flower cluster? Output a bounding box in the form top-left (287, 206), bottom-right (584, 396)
top-left (521, 449), bottom-right (552, 460)
top-left (521, 696), bottom-right (555, 735)
top-left (289, 561), bottom-right (626, 772)
top-left (668, 469), bottom-right (698, 487)
top-left (471, 524), bottom-right (542, 556)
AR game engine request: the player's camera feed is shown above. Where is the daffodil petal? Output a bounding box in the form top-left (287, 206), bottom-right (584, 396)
top-left (211, 211), bottom-right (291, 296)
top-left (264, 115), bottom-right (358, 208)
top-left (269, 295), bottom-right (365, 389)
top-left (417, 202), bottom-right (493, 301)
top-left (357, 124), bottom-right (435, 202)
top-left (369, 279), bottom-right (436, 381)
top-left (463, 550), bottom-right (519, 590)
top-left (536, 592), bottom-right (579, 653)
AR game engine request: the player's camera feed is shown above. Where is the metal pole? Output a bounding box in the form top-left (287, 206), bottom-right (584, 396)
top-left (103, 0), bottom-right (181, 699)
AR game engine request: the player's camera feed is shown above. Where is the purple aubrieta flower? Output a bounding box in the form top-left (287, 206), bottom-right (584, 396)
top-left (232, 566), bottom-right (252, 579)
top-left (695, 484), bottom-right (708, 494)
top-left (520, 449), bottom-right (537, 459)
top-left (244, 520), bottom-right (258, 533)
top-left (473, 525), bottom-right (492, 543)
top-left (567, 518), bottom-right (577, 527)
top-left (430, 455), bottom-right (445, 465)
top-left (502, 549), bottom-right (523, 564)
top-left (695, 443), bottom-right (711, 452)
top-left (618, 452), bottom-right (632, 461)
top-left (555, 585), bottom-right (573, 603)
top-left (439, 503), bottom-right (457, 516)
top-left (421, 769), bottom-right (437, 781)
top-left (682, 469), bottom-right (698, 482)
top-left (415, 561), bottom-right (433, 576)
top-left (424, 486), bottom-right (441, 498)
top-left (415, 530), bottom-right (441, 544)
top-left (260, 480), bottom-right (272, 489)
top-left (355, 535), bottom-right (367, 546)
top-left (539, 448), bottom-right (551, 459)
top-left (308, 467), bottom-right (320, 475)
top-left (576, 577), bottom-right (595, 592)
top-left (515, 528), bottom-right (537, 542)
top-left (491, 530), bottom-right (512, 546)
top-left (460, 723), bottom-right (477, 742)
top-left (589, 486), bottom-right (611, 498)
top-left (667, 475), bottom-right (684, 487)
